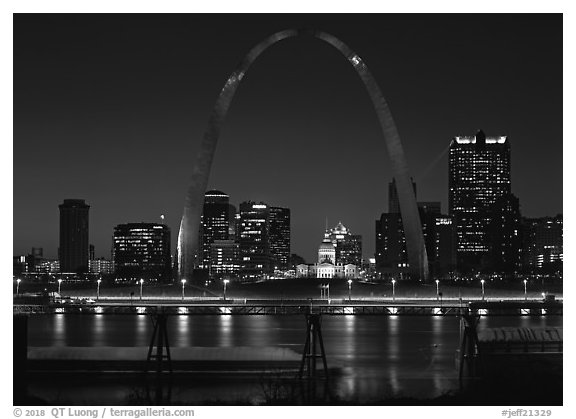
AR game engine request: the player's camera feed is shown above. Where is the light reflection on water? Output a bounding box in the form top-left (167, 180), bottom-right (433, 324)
top-left (93, 314), bottom-right (104, 346)
top-left (27, 314), bottom-right (562, 403)
top-left (389, 366), bottom-right (400, 396)
top-left (218, 314), bottom-right (233, 347)
top-left (176, 315), bottom-right (191, 347)
top-left (135, 315), bottom-right (147, 346)
top-left (387, 315), bottom-right (400, 362)
top-left (430, 316), bottom-right (445, 392)
top-left (53, 314), bottom-right (65, 347)
top-left (386, 316), bottom-right (401, 395)
top-left (342, 315), bottom-right (356, 359)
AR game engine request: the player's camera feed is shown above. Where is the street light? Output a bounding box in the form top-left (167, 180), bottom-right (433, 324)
top-left (348, 279), bottom-right (352, 301)
top-left (435, 279), bottom-right (440, 300)
top-left (97, 279), bottom-right (102, 301)
top-left (223, 279), bottom-right (230, 301)
top-left (523, 279), bottom-right (528, 300)
top-left (480, 279), bottom-right (485, 300)
top-left (58, 279), bottom-right (62, 295)
top-left (16, 278), bottom-right (21, 296)
top-left (139, 278), bottom-right (144, 301)
top-left (392, 279), bottom-right (396, 301)
top-left (181, 279), bottom-right (186, 300)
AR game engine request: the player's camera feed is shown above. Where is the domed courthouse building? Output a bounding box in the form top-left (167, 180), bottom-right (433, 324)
top-left (296, 222), bottom-right (361, 279)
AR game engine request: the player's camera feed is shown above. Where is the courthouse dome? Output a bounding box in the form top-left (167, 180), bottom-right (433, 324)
top-left (319, 241), bottom-right (335, 250)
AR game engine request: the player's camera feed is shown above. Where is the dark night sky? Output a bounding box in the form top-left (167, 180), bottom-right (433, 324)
top-left (13, 14), bottom-right (563, 263)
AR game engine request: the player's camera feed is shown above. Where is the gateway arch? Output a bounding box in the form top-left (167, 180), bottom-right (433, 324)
top-left (178, 29), bottom-right (429, 282)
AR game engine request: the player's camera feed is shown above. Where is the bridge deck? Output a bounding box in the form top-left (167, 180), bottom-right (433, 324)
top-left (13, 300), bottom-right (563, 316)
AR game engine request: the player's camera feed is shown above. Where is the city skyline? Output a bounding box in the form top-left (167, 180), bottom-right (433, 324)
top-left (13, 14), bottom-right (562, 262)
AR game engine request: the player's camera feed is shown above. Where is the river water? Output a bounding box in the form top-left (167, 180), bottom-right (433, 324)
top-left (26, 314), bottom-right (562, 405)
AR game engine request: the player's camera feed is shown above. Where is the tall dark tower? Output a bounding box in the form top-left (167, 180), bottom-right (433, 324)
top-left (239, 201), bottom-right (271, 279)
top-left (449, 130), bottom-right (511, 272)
top-left (269, 206), bottom-right (291, 270)
top-left (488, 193), bottom-right (522, 275)
top-left (59, 199), bottom-right (90, 273)
top-left (200, 190), bottom-right (230, 270)
top-left (375, 213), bottom-right (408, 279)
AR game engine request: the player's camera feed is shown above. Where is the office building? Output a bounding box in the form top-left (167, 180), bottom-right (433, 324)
top-left (238, 201), bottom-right (271, 279)
top-left (434, 216), bottom-right (457, 277)
top-left (210, 239), bottom-right (240, 278)
top-left (377, 177), bottom-right (457, 279)
top-left (521, 215), bottom-right (563, 273)
top-left (376, 180), bottom-right (420, 279)
top-left (13, 255), bottom-right (34, 275)
top-left (449, 130), bottom-right (511, 271)
top-left (488, 193), bottom-right (522, 275)
top-left (113, 223), bottom-right (171, 282)
top-left (199, 190), bottom-right (230, 270)
top-left (59, 199), bottom-right (90, 273)
top-left (376, 180), bottom-right (416, 279)
top-left (89, 258), bottom-right (115, 275)
top-left (269, 206), bottom-right (291, 270)
top-left (375, 213), bottom-right (408, 279)
top-left (34, 259), bottom-right (60, 274)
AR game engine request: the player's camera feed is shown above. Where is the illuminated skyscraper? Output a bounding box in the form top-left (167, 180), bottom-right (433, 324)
top-left (210, 239), bottom-right (240, 278)
top-left (238, 201), bottom-right (271, 279)
top-left (113, 223), bottom-right (171, 282)
top-left (199, 190), bottom-right (230, 270)
top-left (269, 206), bottom-right (291, 270)
top-left (89, 258), bottom-right (115, 275)
top-left (433, 216), bottom-right (457, 277)
top-left (521, 215), bottom-right (563, 273)
top-left (449, 130), bottom-right (511, 271)
top-left (59, 199), bottom-right (90, 274)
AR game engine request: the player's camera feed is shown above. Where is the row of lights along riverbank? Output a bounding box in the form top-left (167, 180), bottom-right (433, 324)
top-left (13, 278), bottom-right (540, 301)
